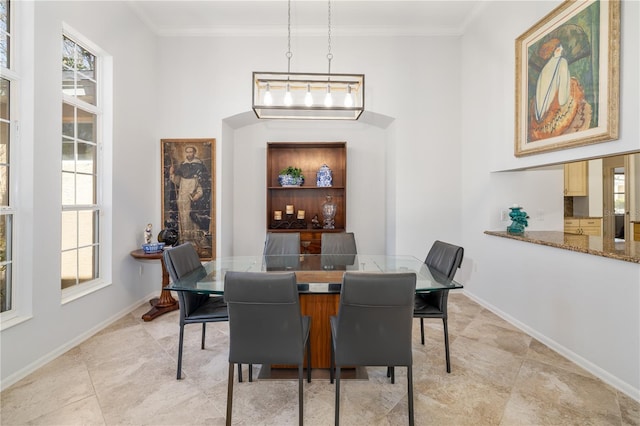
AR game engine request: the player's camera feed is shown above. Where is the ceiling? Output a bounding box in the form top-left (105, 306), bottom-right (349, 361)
top-left (126, 0), bottom-right (486, 37)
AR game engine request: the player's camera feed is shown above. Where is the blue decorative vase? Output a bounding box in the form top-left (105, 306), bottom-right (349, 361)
top-left (507, 206), bottom-right (529, 235)
top-left (316, 164), bottom-right (333, 187)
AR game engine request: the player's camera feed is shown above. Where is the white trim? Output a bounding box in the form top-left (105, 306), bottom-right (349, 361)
top-left (61, 279), bottom-right (111, 305)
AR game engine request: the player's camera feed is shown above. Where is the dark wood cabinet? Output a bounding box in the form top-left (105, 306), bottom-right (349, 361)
top-left (266, 142), bottom-right (347, 254)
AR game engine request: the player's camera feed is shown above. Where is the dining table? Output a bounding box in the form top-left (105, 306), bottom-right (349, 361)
top-left (165, 254), bottom-right (464, 370)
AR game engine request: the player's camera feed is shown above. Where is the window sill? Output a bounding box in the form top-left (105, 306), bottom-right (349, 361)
top-left (61, 280), bottom-right (112, 305)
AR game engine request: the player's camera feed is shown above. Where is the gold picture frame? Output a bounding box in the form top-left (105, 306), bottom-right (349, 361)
top-left (161, 139), bottom-right (215, 260)
top-left (514, 0), bottom-right (620, 157)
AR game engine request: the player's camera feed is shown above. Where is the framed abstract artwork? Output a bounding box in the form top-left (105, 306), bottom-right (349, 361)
top-left (161, 139), bottom-right (215, 260)
top-left (514, 0), bottom-right (620, 157)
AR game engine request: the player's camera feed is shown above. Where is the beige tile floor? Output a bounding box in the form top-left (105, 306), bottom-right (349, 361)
top-left (1, 293), bottom-right (639, 425)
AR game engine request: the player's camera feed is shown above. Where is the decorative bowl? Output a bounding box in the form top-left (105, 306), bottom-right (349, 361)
top-left (142, 242), bottom-right (165, 254)
top-left (278, 174), bottom-right (304, 187)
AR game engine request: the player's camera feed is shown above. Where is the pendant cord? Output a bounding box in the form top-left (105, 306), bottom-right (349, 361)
top-left (327, 0), bottom-right (332, 75)
top-left (286, 0), bottom-right (292, 74)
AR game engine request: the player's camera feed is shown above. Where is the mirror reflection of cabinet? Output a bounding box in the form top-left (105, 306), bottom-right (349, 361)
top-left (564, 161), bottom-right (588, 196)
top-left (564, 218), bottom-right (602, 236)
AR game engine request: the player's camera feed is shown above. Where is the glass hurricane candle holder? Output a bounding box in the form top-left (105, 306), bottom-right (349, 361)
top-left (322, 195), bottom-right (337, 229)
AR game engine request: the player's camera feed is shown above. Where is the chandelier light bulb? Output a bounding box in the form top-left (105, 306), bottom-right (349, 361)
top-left (284, 83), bottom-right (293, 106)
top-left (264, 83), bottom-right (273, 106)
top-left (324, 84), bottom-right (333, 107)
top-left (304, 83), bottom-right (313, 107)
top-left (344, 85), bottom-right (353, 107)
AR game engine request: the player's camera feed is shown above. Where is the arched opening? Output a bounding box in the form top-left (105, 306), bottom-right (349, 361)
top-left (218, 111), bottom-right (397, 257)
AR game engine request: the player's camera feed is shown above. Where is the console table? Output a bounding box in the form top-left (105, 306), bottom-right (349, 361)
top-left (130, 249), bottom-right (179, 321)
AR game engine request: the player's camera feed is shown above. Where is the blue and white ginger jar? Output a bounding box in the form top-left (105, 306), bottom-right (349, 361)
top-left (316, 164), bottom-right (333, 187)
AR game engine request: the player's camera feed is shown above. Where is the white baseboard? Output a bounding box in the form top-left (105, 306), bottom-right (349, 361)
top-left (0, 292), bottom-right (157, 392)
top-left (463, 290), bottom-right (640, 403)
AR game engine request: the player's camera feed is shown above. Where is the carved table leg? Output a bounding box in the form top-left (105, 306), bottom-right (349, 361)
top-left (141, 257), bottom-right (179, 321)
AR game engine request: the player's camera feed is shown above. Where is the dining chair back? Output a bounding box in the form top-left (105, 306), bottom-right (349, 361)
top-left (414, 240), bottom-right (464, 373)
top-left (330, 272), bottom-right (416, 426)
top-left (321, 232), bottom-right (357, 254)
top-left (321, 232), bottom-right (357, 267)
top-left (263, 232), bottom-right (301, 269)
top-left (163, 243), bottom-right (229, 380)
top-left (224, 271), bottom-right (311, 426)
top-left (264, 232), bottom-right (301, 255)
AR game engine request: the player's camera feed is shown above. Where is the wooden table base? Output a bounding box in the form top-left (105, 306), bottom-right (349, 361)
top-left (142, 294), bottom-right (179, 321)
top-left (130, 249), bottom-right (179, 321)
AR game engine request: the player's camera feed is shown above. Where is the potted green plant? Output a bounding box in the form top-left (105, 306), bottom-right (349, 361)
top-left (278, 166), bottom-right (305, 186)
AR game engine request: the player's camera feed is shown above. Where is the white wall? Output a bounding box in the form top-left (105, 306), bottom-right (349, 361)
top-left (1, 2), bottom-right (159, 387)
top-left (155, 34), bottom-right (463, 258)
top-left (461, 0), bottom-right (640, 400)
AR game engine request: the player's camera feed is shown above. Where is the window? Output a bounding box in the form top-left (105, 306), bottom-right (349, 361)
top-left (61, 35), bottom-right (100, 291)
top-left (0, 0), bottom-right (14, 314)
top-left (613, 169), bottom-right (624, 215)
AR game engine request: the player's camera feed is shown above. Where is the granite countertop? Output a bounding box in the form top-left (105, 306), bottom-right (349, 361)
top-left (484, 231), bottom-right (640, 264)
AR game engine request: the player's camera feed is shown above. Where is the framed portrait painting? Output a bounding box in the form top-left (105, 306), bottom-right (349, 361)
top-left (161, 139), bottom-right (215, 260)
top-left (514, 0), bottom-right (620, 157)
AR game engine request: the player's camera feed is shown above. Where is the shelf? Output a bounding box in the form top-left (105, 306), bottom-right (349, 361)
top-left (267, 142), bottom-right (347, 254)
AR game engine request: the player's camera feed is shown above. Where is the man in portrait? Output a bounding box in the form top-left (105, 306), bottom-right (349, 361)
top-left (166, 144), bottom-right (212, 257)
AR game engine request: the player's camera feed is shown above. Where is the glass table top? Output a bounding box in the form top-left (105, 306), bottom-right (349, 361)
top-left (165, 254), bottom-right (464, 295)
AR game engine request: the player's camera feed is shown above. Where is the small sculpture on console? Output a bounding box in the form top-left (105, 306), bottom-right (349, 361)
top-left (311, 214), bottom-right (321, 229)
top-left (507, 205), bottom-right (529, 235)
top-left (144, 223), bottom-right (153, 244)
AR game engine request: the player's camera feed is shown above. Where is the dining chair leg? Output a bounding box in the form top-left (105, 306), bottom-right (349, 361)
top-left (177, 325), bottom-right (185, 380)
top-left (249, 364), bottom-right (253, 382)
top-left (335, 365), bottom-right (341, 426)
top-left (443, 318), bottom-right (451, 373)
top-left (390, 366), bottom-right (395, 384)
top-left (226, 362), bottom-right (234, 426)
top-left (306, 341), bottom-right (312, 383)
top-left (420, 318), bottom-right (425, 345)
top-left (329, 341), bottom-right (335, 384)
top-left (298, 364), bottom-right (304, 426)
top-left (201, 323), bottom-right (206, 349)
top-left (238, 364), bottom-right (243, 383)
top-left (407, 365), bottom-right (414, 426)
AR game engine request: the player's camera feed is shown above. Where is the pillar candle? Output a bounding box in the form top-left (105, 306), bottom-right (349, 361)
top-left (286, 205), bottom-right (294, 215)
top-left (274, 210), bottom-right (282, 220)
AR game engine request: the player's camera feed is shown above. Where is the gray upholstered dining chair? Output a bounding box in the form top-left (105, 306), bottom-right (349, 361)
top-left (321, 232), bottom-right (357, 254)
top-left (320, 232), bottom-right (357, 268)
top-left (163, 243), bottom-right (238, 380)
top-left (330, 272), bottom-right (416, 426)
top-left (224, 271), bottom-right (311, 426)
top-left (413, 240), bottom-right (464, 373)
top-left (263, 232), bottom-right (301, 269)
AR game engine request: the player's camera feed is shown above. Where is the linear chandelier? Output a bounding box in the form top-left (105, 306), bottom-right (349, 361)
top-left (252, 0), bottom-right (364, 120)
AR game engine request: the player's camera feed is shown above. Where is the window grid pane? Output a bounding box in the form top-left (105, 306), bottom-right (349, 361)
top-left (61, 33), bottom-right (100, 291)
top-left (0, 0), bottom-right (12, 316)
top-left (0, 213), bottom-right (12, 312)
top-left (0, 0), bottom-right (10, 69)
top-left (62, 36), bottom-right (96, 106)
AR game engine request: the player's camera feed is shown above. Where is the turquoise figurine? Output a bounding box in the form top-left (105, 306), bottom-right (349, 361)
top-left (507, 206), bottom-right (529, 235)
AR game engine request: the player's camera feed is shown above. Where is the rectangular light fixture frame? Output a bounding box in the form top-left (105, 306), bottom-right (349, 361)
top-left (252, 72), bottom-right (364, 120)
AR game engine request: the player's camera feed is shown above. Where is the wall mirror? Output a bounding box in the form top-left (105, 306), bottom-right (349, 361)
top-left (561, 152), bottom-right (639, 242)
